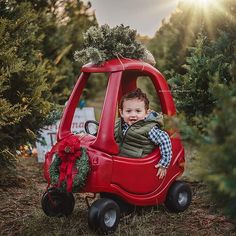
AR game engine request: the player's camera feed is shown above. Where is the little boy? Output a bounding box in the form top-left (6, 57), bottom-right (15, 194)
top-left (115, 88), bottom-right (172, 179)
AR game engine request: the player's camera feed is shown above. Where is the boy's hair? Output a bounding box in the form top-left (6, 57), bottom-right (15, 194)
top-left (119, 88), bottom-right (149, 110)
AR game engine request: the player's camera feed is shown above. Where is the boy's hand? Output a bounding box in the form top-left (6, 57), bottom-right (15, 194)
top-left (155, 164), bottom-right (167, 179)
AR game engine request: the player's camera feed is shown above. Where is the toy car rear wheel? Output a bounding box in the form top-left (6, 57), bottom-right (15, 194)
top-left (164, 181), bottom-right (192, 213)
top-left (41, 187), bottom-right (75, 217)
top-left (88, 198), bottom-right (120, 234)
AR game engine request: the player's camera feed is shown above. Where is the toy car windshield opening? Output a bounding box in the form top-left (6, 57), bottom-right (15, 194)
top-left (71, 72), bottom-right (162, 135)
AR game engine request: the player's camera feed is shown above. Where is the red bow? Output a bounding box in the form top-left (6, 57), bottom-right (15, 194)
top-left (57, 135), bottom-right (81, 192)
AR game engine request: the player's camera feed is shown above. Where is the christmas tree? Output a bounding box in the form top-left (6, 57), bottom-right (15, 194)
top-left (74, 24), bottom-right (156, 65)
top-left (0, 1), bottom-right (53, 169)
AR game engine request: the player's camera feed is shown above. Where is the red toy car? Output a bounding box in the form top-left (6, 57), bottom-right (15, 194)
top-left (42, 58), bottom-right (192, 234)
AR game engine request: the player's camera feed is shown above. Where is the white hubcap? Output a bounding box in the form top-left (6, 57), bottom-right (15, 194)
top-left (104, 209), bottom-right (116, 227)
top-left (178, 192), bottom-right (188, 206)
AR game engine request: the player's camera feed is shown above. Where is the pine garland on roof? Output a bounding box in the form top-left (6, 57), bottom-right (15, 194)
top-left (74, 24), bottom-right (156, 65)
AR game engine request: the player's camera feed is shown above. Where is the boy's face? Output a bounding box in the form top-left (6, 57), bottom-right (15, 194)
top-left (119, 98), bottom-right (148, 125)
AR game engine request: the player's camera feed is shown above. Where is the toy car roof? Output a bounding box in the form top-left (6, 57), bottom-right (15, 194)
top-left (81, 58), bottom-right (160, 75)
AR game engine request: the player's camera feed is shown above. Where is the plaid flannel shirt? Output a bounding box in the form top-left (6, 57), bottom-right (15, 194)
top-left (122, 123), bottom-right (172, 168)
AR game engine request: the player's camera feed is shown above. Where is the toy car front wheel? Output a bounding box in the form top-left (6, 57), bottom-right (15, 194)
top-left (100, 192), bottom-right (135, 216)
top-left (164, 181), bottom-right (192, 213)
top-left (88, 198), bottom-right (120, 234)
top-left (41, 187), bottom-right (75, 217)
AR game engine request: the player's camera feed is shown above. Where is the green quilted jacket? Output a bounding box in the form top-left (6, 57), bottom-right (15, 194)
top-left (114, 112), bottom-right (164, 158)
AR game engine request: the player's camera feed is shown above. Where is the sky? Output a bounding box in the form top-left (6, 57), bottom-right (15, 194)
top-left (83, 0), bottom-right (179, 37)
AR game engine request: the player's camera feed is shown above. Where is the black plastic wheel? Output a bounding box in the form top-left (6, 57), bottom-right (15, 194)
top-left (164, 181), bottom-right (192, 213)
top-left (41, 188), bottom-right (75, 217)
top-left (100, 192), bottom-right (135, 216)
top-left (88, 198), bottom-right (120, 234)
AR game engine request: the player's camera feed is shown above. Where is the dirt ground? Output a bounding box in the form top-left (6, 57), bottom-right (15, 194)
top-left (0, 157), bottom-right (235, 236)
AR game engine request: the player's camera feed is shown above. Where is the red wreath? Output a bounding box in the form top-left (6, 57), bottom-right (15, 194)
top-left (44, 135), bottom-right (82, 192)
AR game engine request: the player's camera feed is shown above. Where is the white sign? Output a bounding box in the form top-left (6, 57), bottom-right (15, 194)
top-left (36, 107), bottom-right (95, 162)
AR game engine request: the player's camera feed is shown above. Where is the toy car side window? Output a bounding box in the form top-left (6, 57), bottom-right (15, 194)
top-left (71, 72), bottom-right (108, 135)
top-left (137, 76), bottom-right (161, 112)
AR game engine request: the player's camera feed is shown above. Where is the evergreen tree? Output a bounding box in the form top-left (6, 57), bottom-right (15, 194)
top-left (0, 1), bottom-right (53, 169)
top-left (0, 0), bottom-right (97, 170)
top-left (148, 0), bottom-right (236, 75)
top-left (160, 0), bottom-right (236, 218)
top-left (39, 0), bottom-right (97, 104)
top-left (169, 30), bottom-right (235, 127)
top-left (196, 82), bottom-right (236, 218)
top-left (149, 0), bottom-right (235, 126)
top-left (148, 1), bottom-right (201, 74)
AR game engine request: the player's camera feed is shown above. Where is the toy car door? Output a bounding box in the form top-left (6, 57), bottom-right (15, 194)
top-left (110, 69), bottom-right (183, 196)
